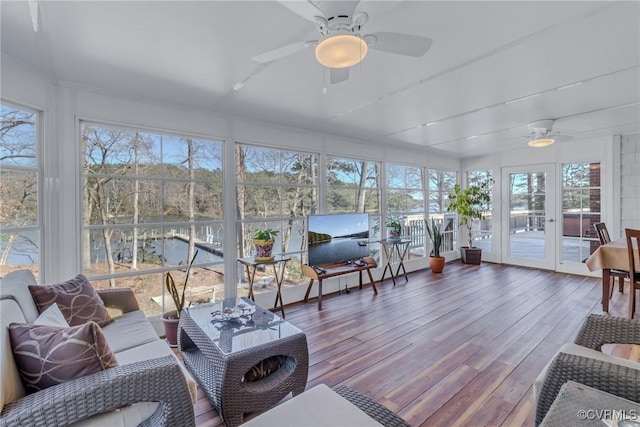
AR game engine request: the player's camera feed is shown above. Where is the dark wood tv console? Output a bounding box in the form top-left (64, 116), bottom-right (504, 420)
top-left (301, 257), bottom-right (377, 310)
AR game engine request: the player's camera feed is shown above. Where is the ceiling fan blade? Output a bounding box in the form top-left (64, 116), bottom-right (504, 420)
top-left (252, 42), bottom-right (308, 64)
top-left (356, 0), bottom-right (401, 17)
top-left (553, 134), bottom-right (573, 142)
top-left (330, 67), bottom-right (350, 84)
top-left (367, 32), bottom-right (433, 57)
top-left (277, 1), bottom-right (323, 21)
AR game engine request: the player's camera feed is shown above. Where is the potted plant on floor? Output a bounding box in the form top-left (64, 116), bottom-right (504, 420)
top-left (162, 249), bottom-right (198, 346)
top-left (447, 181), bottom-right (491, 265)
top-left (254, 228), bottom-right (279, 261)
top-left (425, 218), bottom-right (446, 273)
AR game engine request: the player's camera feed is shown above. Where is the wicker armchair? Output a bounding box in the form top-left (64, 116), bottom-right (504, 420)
top-left (0, 355), bottom-right (195, 426)
top-left (535, 314), bottom-right (640, 425)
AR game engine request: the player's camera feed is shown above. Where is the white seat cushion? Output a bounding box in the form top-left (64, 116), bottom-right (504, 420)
top-left (533, 342), bottom-right (640, 400)
top-left (100, 310), bottom-right (159, 353)
top-left (241, 384), bottom-right (384, 426)
top-left (71, 402), bottom-right (159, 427)
top-left (0, 298), bottom-right (27, 412)
top-left (1, 270), bottom-right (39, 322)
top-left (115, 339), bottom-right (197, 404)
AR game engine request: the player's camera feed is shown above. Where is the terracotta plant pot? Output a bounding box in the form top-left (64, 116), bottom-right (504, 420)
top-left (254, 238), bottom-right (275, 261)
top-left (429, 256), bottom-right (445, 273)
top-left (162, 309), bottom-right (180, 347)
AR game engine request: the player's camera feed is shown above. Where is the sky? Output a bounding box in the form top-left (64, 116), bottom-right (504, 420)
top-left (308, 213), bottom-right (369, 237)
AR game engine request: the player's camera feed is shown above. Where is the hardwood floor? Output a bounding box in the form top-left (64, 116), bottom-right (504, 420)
top-left (192, 262), bottom-right (639, 426)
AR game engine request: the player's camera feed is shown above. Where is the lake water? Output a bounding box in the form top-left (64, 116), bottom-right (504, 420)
top-left (308, 238), bottom-right (370, 266)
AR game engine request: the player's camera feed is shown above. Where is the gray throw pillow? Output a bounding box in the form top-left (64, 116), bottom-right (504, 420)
top-left (8, 321), bottom-right (118, 393)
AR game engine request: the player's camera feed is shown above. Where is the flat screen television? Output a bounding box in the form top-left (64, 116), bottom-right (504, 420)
top-left (307, 213), bottom-right (369, 267)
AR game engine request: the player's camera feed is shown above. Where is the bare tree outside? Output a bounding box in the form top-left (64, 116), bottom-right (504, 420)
top-left (0, 105), bottom-right (39, 275)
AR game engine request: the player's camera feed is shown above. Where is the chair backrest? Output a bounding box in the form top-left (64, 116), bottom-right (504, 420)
top-left (626, 228), bottom-right (640, 285)
top-left (594, 222), bottom-right (612, 245)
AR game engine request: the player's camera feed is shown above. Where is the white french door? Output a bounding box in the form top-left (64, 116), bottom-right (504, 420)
top-left (501, 164), bottom-right (557, 270)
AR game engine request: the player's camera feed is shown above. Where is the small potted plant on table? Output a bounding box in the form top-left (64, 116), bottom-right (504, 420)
top-left (425, 218), bottom-right (446, 273)
top-left (387, 219), bottom-right (402, 242)
top-left (253, 228), bottom-right (279, 261)
top-left (447, 181), bottom-right (491, 265)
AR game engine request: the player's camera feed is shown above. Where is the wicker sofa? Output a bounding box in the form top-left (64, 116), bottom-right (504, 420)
top-left (534, 314), bottom-right (640, 425)
top-left (0, 269), bottom-right (196, 427)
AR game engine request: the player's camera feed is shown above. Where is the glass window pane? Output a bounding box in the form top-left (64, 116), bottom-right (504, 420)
top-left (562, 162), bottom-right (601, 262)
top-left (1, 105), bottom-right (36, 168)
top-left (281, 152), bottom-right (316, 184)
top-left (0, 169), bottom-right (38, 228)
top-left (0, 231), bottom-right (40, 276)
top-left (241, 146), bottom-right (281, 183)
top-left (327, 189), bottom-right (358, 213)
top-left (1, 103), bottom-right (40, 277)
top-left (467, 170), bottom-right (493, 252)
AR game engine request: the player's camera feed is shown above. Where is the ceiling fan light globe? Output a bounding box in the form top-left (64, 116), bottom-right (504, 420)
top-left (528, 138), bottom-right (555, 148)
top-left (315, 34), bottom-right (368, 68)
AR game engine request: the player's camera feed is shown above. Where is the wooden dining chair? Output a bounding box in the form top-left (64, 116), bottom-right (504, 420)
top-left (593, 222), bottom-right (627, 297)
top-left (626, 228), bottom-right (640, 319)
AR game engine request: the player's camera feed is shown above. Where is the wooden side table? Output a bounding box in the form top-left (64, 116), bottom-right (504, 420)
top-left (237, 255), bottom-right (290, 318)
top-left (379, 239), bottom-right (410, 286)
top-left (301, 257), bottom-right (377, 310)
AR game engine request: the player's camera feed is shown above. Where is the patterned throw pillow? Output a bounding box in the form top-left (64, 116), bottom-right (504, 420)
top-left (243, 355), bottom-right (287, 382)
top-left (8, 321), bottom-right (118, 393)
top-left (29, 275), bottom-right (113, 327)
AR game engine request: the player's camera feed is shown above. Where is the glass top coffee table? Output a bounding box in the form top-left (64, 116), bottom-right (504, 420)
top-left (178, 297), bottom-right (308, 427)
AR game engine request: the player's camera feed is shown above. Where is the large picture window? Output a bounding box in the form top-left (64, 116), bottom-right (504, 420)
top-left (236, 144), bottom-right (318, 295)
top-left (467, 170), bottom-right (493, 252)
top-left (0, 103), bottom-right (40, 278)
top-left (386, 163), bottom-right (426, 259)
top-left (327, 156), bottom-right (381, 260)
top-left (428, 169), bottom-right (457, 252)
top-left (81, 122), bottom-right (224, 315)
top-left (562, 162), bottom-right (601, 262)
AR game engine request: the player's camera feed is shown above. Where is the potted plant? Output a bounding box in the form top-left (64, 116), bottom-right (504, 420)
top-left (447, 181), bottom-right (491, 265)
top-left (425, 218), bottom-right (445, 273)
top-left (387, 219), bottom-right (402, 242)
top-left (254, 228), bottom-right (279, 261)
top-left (162, 249), bottom-right (198, 346)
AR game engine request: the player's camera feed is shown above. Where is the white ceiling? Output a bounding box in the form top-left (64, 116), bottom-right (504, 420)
top-left (2, 1), bottom-right (639, 158)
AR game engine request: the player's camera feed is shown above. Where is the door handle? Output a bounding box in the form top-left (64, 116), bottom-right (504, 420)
top-left (547, 218), bottom-right (555, 222)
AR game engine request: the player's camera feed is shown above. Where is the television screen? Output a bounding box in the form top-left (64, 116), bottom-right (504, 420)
top-left (307, 213), bottom-right (370, 267)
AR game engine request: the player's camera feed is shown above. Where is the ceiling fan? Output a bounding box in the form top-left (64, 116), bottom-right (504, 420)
top-left (524, 119), bottom-right (573, 147)
top-left (251, 0), bottom-right (433, 84)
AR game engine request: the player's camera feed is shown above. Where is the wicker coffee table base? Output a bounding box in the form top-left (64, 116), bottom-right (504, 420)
top-left (178, 310), bottom-right (308, 427)
top-left (333, 385), bottom-right (411, 427)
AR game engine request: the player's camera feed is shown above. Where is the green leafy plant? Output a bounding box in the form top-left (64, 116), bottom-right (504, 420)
top-left (425, 218), bottom-right (444, 258)
top-left (165, 249), bottom-right (198, 319)
top-left (447, 181), bottom-right (491, 247)
top-left (387, 220), bottom-right (401, 230)
top-left (254, 228), bottom-right (279, 240)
